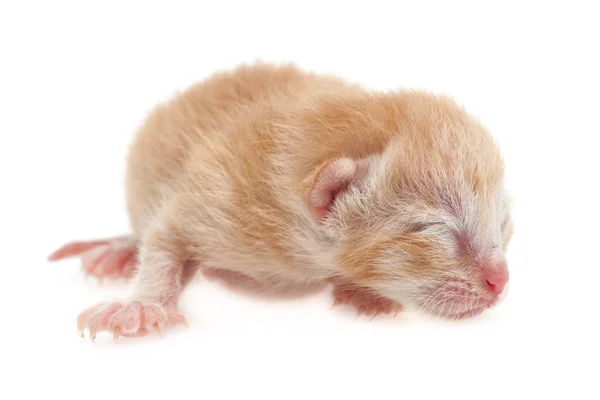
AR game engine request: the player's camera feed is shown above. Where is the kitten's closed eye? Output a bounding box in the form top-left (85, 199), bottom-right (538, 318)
top-left (407, 221), bottom-right (444, 233)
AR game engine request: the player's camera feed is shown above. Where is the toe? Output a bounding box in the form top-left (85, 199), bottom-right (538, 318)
top-left (77, 302), bottom-right (108, 333)
top-left (81, 302), bottom-right (123, 339)
top-left (141, 304), bottom-right (168, 331)
top-left (109, 301), bottom-right (144, 336)
top-left (81, 246), bottom-right (111, 278)
top-left (48, 240), bottom-right (109, 261)
top-left (102, 248), bottom-right (135, 278)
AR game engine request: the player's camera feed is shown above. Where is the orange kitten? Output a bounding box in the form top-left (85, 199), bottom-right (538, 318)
top-left (49, 63), bottom-right (512, 341)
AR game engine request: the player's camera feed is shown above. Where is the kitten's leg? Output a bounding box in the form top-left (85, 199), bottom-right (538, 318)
top-left (48, 235), bottom-right (138, 281)
top-left (330, 278), bottom-right (403, 319)
top-left (76, 230), bottom-right (198, 342)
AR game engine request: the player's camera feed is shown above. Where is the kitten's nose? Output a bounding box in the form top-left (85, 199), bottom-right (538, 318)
top-left (483, 265), bottom-right (509, 295)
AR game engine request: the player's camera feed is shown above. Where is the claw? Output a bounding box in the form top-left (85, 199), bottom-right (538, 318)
top-left (181, 317), bottom-right (189, 328)
top-left (90, 330), bottom-right (97, 343)
top-left (113, 328), bottom-right (120, 343)
top-left (332, 298), bottom-right (341, 307)
top-left (369, 312), bottom-right (380, 321)
top-left (153, 322), bottom-right (163, 338)
top-left (77, 329), bottom-right (84, 339)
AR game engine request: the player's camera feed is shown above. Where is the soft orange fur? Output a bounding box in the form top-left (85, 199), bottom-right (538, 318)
top-left (53, 62), bottom-right (513, 338)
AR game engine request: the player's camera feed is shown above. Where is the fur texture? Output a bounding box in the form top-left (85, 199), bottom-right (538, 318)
top-left (50, 63), bottom-right (513, 339)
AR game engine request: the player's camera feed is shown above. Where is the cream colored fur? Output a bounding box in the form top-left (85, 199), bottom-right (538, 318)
top-left (121, 62), bottom-right (512, 319)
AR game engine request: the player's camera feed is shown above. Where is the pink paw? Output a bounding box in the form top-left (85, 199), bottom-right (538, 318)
top-left (49, 235), bottom-right (138, 281)
top-left (77, 301), bottom-right (187, 342)
top-left (330, 279), bottom-right (403, 319)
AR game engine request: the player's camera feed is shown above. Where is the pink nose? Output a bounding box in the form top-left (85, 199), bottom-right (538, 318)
top-left (483, 266), bottom-right (509, 295)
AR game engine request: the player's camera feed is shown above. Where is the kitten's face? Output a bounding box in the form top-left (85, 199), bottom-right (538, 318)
top-left (329, 133), bottom-right (511, 319)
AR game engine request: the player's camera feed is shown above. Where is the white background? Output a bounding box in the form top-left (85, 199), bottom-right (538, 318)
top-left (1, 1), bottom-right (599, 399)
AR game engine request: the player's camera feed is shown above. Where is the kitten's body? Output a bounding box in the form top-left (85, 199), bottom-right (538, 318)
top-left (50, 63), bottom-right (512, 340)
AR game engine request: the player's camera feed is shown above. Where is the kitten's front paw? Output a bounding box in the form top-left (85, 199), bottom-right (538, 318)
top-left (77, 301), bottom-right (187, 342)
top-left (331, 279), bottom-right (403, 319)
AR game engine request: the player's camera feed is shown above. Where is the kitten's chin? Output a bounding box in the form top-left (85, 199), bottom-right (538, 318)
top-left (415, 298), bottom-right (494, 320)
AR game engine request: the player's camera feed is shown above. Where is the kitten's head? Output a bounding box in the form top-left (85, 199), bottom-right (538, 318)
top-left (307, 92), bottom-right (512, 319)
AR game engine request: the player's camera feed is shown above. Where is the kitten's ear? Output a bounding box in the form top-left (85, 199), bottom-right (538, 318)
top-left (307, 157), bottom-right (372, 224)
